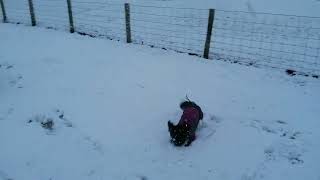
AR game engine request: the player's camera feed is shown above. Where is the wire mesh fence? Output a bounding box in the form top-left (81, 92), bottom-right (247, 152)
top-left (3, 0), bottom-right (30, 25)
top-left (211, 10), bottom-right (320, 76)
top-left (130, 5), bottom-right (208, 56)
top-left (72, 1), bottom-right (125, 41)
top-left (0, 0), bottom-right (319, 77)
top-left (33, 0), bottom-right (68, 30)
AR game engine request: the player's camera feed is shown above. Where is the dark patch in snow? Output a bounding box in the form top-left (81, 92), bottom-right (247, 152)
top-left (284, 69), bottom-right (319, 79)
top-left (289, 155), bottom-right (304, 164)
top-left (264, 147), bottom-right (276, 161)
top-left (28, 115), bottom-right (55, 131)
top-left (289, 131), bottom-right (301, 140)
top-left (188, 52), bottom-right (199, 56)
top-left (41, 119), bottom-right (54, 130)
top-left (208, 169), bottom-right (214, 173)
top-left (0, 170), bottom-right (13, 180)
top-left (276, 120), bottom-right (287, 124)
top-left (77, 31), bottom-right (97, 38)
top-left (261, 126), bottom-right (277, 134)
top-left (280, 131), bottom-right (302, 140)
top-left (0, 64), bottom-right (14, 70)
top-left (28, 109), bottom-right (73, 133)
top-left (54, 109), bottom-right (73, 127)
top-left (136, 175), bottom-right (148, 180)
top-left (286, 69), bottom-right (297, 76)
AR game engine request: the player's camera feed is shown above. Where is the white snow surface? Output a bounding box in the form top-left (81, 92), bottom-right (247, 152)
top-left (0, 23), bottom-right (320, 180)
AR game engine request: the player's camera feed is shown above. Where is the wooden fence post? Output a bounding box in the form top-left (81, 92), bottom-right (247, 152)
top-left (203, 9), bottom-right (215, 59)
top-left (66, 0), bottom-right (75, 33)
top-left (0, 0), bottom-right (7, 23)
top-left (124, 3), bottom-right (132, 43)
top-left (27, 0), bottom-right (36, 26)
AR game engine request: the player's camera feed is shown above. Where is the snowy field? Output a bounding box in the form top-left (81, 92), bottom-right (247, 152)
top-left (1, 23), bottom-right (320, 180)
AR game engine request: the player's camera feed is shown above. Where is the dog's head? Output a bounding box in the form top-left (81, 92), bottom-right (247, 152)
top-left (168, 122), bottom-right (190, 146)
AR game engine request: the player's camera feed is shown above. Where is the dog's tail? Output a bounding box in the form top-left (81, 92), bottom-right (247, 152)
top-left (186, 94), bottom-right (191, 102)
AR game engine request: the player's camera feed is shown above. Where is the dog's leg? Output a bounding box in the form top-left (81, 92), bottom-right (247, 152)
top-left (185, 134), bottom-right (195, 146)
top-left (185, 140), bottom-right (192, 146)
top-left (168, 121), bottom-right (176, 138)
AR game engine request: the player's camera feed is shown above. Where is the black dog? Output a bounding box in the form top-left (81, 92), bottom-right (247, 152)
top-left (168, 101), bottom-right (203, 146)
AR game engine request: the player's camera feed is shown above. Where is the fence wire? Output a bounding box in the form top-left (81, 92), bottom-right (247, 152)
top-left (130, 5), bottom-right (208, 56)
top-left (1, 0), bottom-right (319, 76)
top-left (33, 0), bottom-right (68, 30)
top-left (3, 0), bottom-right (30, 25)
top-left (211, 10), bottom-right (320, 75)
top-left (72, 1), bottom-right (125, 41)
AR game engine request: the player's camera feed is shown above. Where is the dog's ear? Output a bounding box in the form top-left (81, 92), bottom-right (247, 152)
top-left (168, 121), bottom-right (174, 130)
top-left (180, 101), bottom-right (195, 110)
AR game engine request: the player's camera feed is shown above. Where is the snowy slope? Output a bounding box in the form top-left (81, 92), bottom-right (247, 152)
top-left (1, 23), bottom-right (320, 180)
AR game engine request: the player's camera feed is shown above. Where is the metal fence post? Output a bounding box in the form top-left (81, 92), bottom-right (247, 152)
top-left (203, 9), bottom-right (215, 59)
top-left (124, 3), bottom-right (132, 43)
top-left (66, 0), bottom-right (75, 33)
top-left (0, 0), bottom-right (7, 23)
top-left (28, 0), bottom-right (36, 26)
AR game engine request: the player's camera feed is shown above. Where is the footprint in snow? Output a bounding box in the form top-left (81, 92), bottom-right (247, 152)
top-left (27, 109), bottom-right (73, 134)
top-left (135, 174), bottom-right (148, 180)
top-left (0, 63), bottom-right (14, 70)
top-left (197, 113), bottom-right (222, 141)
top-left (0, 108), bottom-right (14, 121)
top-left (264, 142), bottom-right (304, 165)
top-left (83, 136), bottom-right (104, 155)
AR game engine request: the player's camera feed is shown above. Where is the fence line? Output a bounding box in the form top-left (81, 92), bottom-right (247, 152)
top-left (0, 0), bottom-right (319, 77)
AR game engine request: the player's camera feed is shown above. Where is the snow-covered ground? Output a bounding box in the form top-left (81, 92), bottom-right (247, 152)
top-left (1, 23), bottom-right (320, 180)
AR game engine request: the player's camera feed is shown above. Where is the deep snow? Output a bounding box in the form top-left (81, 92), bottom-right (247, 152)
top-left (0, 23), bottom-right (320, 180)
